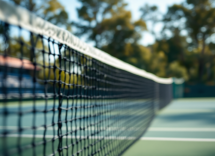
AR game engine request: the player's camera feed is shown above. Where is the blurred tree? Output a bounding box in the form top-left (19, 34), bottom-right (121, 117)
top-left (1, 0), bottom-right (71, 59)
top-left (0, 22), bottom-right (10, 54)
top-left (163, 0), bottom-right (215, 82)
top-left (74, 0), bottom-right (124, 48)
top-left (167, 61), bottom-right (189, 80)
top-left (3, 0), bottom-right (72, 70)
top-left (139, 4), bottom-right (189, 78)
top-left (151, 28), bottom-right (188, 64)
top-left (148, 51), bottom-right (168, 77)
top-left (140, 4), bottom-right (161, 37)
top-left (10, 0), bottom-right (71, 31)
top-left (100, 3), bottom-right (147, 68)
top-left (141, 1), bottom-right (215, 83)
top-left (74, 0), bottom-right (149, 68)
top-left (146, 27), bottom-right (188, 79)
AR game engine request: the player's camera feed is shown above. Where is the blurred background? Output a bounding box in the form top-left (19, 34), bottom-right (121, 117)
top-left (3, 0), bottom-right (215, 97)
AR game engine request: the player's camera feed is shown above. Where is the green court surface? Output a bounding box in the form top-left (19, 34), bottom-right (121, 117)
top-left (0, 99), bottom-right (153, 156)
top-left (123, 98), bottom-right (215, 156)
top-left (1, 98), bottom-right (215, 156)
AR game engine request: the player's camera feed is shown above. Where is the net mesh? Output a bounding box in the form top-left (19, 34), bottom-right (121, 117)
top-left (0, 3), bottom-right (172, 156)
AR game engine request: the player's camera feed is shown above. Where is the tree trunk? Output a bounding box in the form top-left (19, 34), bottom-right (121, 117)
top-left (198, 39), bottom-right (206, 82)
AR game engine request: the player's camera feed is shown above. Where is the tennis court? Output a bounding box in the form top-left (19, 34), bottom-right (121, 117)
top-left (0, 99), bottom-right (155, 156)
top-left (0, 1), bottom-right (174, 155)
top-left (0, 1), bottom-right (214, 156)
top-left (123, 98), bottom-right (215, 156)
top-left (1, 98), bottom-right (215, 156)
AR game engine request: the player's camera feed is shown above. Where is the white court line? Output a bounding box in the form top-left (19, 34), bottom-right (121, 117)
top-left (148, 127), bottom-right (215, 132)
top-left (1, 134), bottom-right (215, 142)
top-left (158, 109), bottom-right (214, 113)
top-left (141, 137), bottom-right (215, 142)
top-left (1, 126), bottom-right (215, 132)
top-left (0, 134), bottom-right (135, 140)
top-left (0, 126), bottom-right (149, 131)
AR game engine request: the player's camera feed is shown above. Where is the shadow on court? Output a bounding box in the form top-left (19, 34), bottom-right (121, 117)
top-left (123, 98), bottom-right (215, 156)
top-left (159, 111), bottom-right (215, 124)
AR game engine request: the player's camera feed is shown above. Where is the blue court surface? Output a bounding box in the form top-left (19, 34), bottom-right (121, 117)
top-left (123, 98), bottom-right (215, 156)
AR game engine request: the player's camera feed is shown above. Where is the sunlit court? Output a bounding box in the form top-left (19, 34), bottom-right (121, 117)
top-left (123, 98), bottom-right (215, 156)
top-left (0, 0), bottom-right (215, 156)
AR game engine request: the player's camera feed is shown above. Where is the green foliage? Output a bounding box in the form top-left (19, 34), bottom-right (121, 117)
top-left (5, 0), bottom-right (215, 85)
top-left (100, 7), bottom-right (147, 68)
top-left (167, 61), bottom-right (189, 80)
top-left (164, 0), bottom-right (215, 46)
top-left (74, 0), bottom-right (125, 48)
top-left (139, 0), bottom-right (215, 84)
top-left (146, 51), bottom-right (168, 78)
top-left (11, 0), bottom-right (71, 31)
top-left (37, 67), bottom-right (79, 89)
top-left (75, 0), bottom-right (148, 69)
top-left (151, 28), bottom-right (188, 64)
top-left (8, 35), bottom-right (46, 60)
top-left (140, 4), bottom-right (160, 36)
top-left (162, 0), bottom-right (215, 82)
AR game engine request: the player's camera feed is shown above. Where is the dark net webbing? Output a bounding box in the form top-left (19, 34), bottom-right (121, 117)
top-left (0, 21), bottom-right (172, 156)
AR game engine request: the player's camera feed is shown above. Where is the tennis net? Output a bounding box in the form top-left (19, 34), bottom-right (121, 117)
top-left (0, 1), bottom-right (173, 156)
